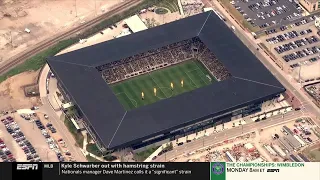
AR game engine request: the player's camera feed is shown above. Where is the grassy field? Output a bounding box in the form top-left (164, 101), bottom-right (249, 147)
top-left (307, 147), bottom-right (320, 162)
top-left (111, 60), bottom-right (215, 110)
top-left (0, 39), bottom-right (76, 83)
top-left (64, 117), bottom-right (84, 148)
top-left (86, 143), bottom-right (102, 157)
top-left (134, 146), bottom-right (160, 161)
top-left (156, 0), bottom-right (179, 13)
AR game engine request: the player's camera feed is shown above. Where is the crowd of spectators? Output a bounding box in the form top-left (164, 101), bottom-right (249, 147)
top-left (181, 0), bottom-right (204, 16)
top-left (97, 37), bottom-right (231, 84)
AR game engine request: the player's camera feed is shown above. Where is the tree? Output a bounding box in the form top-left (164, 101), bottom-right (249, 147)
top-left (117, 148), bottom-right (131, 162)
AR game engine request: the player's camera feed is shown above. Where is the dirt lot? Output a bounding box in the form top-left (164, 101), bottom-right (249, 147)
top-left (59, 10), bottom-right (182, 55)
top-left (0, 70), bottom-right (41, 112)
top-left (259, 117), bottom-right (319, 161)
top-left (0, 0), bottom-right (122, 65)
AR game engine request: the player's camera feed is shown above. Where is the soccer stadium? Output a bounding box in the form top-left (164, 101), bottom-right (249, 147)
top-left (47, 11), bottom-right (285, 152)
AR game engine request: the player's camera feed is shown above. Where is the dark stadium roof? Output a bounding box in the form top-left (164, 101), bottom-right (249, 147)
top-left (48, 11), bottom-right (285, 149)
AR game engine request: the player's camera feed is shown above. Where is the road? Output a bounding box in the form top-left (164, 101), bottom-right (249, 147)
top-left (206, 0), bottom-right (320, 124)
top-left (0, 0), bottom-right (142, 75)
top-left (154, 111), bottom-right (304, 161)
top-left (39, 97), bottom-right (87, 162)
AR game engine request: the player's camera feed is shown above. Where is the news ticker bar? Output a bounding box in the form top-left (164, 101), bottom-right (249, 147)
top-left (1, 162), bottom-right (319, 180)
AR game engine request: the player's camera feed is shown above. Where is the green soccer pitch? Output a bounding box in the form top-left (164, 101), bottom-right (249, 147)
top-left (110, 60), bottom-right (216, 110)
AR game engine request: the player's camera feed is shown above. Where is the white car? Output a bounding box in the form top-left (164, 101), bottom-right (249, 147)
top-left (31, 106), bottom-right (39, 110)
top-left (44, 114), bottom-right (49, 119)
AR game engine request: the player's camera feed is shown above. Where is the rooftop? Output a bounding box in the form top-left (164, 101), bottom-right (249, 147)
top-left (48, 11), bottom-right (285, 149)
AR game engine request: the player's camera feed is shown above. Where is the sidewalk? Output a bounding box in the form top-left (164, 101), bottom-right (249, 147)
top-left (39, 64), bottom-right (50, 98)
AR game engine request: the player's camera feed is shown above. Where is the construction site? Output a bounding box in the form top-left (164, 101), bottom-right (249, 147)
top-left (168, 117), bottom-right (320, 163)
top-left (259, 117), bottom-right (320, 162)
top-left (169, 132), bottom-right (268, 163)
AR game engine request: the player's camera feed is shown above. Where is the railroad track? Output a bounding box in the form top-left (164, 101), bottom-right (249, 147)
top-left (0, 0), bottom-right (141, 75)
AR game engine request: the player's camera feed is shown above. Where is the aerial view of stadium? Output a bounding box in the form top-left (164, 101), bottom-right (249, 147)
top-left (103, 36), bottom-right (230, 110)
top-left (48, 11), bottom-right (285, 151)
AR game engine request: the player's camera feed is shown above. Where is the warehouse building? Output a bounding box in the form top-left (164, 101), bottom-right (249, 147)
top-left (279, 137), bottom-right (294, 152)
top-left (285, 135), bottom-right (302, 150)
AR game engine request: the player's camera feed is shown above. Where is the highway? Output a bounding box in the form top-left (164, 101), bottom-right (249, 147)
top-left (0, 0), bottom-right (142, 75)
top-left (154, 111), bottom-right (304, 161)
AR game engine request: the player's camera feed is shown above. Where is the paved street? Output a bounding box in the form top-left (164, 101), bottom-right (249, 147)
top-left (154, 110), bottom-right (304, 161)
top-left (39, 97), bottom-right (87, 162)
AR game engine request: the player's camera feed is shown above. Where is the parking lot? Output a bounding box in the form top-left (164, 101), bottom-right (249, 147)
top-left (262, 21), bottom-right (320, 69)
top-left (0, 125), bottom-right (25, 162)
top-left (230, 0), bottom-right (300, 28)
top-left (0, 113), bottom-right (58, 162)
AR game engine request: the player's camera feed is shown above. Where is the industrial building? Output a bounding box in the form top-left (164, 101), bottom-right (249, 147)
top-left (279, 137), bottom-right (294, 152)
top-left (226, 151), bottom-right (236, 162)
top-left (299, 0), bottom-right (318, 12)
top-left (298, 153), bottom-right (310, 162)
top-left (272, 144), bottom-right (286, 157)
top-left (285, 135), bottom-right (302, 150)
top-left (48, 12), bottom-right (285, 152)
top-left (283, 126), bottom-right (294, 135)
top-left (264, 145), bottom-right (277, 156)
top-left (294, 135), bottom-right (306, 147)
top-left (289, 154), bottom-right (301, 162)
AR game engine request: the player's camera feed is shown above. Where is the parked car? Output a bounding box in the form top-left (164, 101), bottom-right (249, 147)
top-left (31, 107), bottom-right (39, 110)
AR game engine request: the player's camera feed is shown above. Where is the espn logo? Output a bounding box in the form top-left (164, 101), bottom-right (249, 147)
top-left (16, 164), bottom-right (38, 170)
top-left (267, 169), bottom-right (279, 172)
